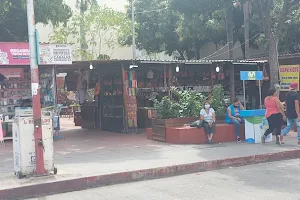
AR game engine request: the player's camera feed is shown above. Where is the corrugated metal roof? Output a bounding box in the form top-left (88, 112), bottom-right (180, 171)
top-left (247, 52), bottom-right (300, 61)
top-left (72, 58), bottom-right (266, 66)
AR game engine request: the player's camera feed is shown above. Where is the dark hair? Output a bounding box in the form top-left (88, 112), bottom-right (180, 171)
top-left (203, 100), bottom-right (210, 106)
top-left (267, 87), bottom-right (276, 96)
top-left (233, 98), bottom-right (240, 103)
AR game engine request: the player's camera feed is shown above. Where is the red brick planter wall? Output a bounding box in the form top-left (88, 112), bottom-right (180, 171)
top-left (148, 124), bottom-right (245, 144)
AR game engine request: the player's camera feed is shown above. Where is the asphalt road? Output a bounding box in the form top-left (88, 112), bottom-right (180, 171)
top-left (29, 159), bottom-right (300, 200)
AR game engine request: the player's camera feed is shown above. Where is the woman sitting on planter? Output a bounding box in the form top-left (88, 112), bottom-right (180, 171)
top-left (225, 98), bottom-right (245, 142)
top-left (200, 101), bottom-right (216, 144)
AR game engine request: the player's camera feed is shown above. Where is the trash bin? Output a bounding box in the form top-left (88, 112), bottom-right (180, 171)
top-left (240, 109), bottom-right (272, 143)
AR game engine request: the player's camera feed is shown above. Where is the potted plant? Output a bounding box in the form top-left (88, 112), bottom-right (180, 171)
top-left (152, 88), bottom-right (205, 142)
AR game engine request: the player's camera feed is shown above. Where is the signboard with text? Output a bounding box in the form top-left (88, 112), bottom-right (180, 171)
top-left (240, 71), bottom-right (263, 81)
top-left (279, 65), bottom-right (299, 91)
top-left (0, 42), bottom-right (72, 66)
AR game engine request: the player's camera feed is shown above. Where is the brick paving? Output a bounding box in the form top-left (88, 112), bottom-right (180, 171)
top-left (0, 118), bottom-right (299, 192)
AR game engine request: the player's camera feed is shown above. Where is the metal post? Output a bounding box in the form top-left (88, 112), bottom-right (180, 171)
top-left (131, 0), bottom-right (136, 60)
top-left (26, 0), bottom-right (45, 175)
top-left (52, 66), bottom-right (57, 105)
top-left (258, 80), bottom-right (262, 109)
top-left (243, 1), bottom-right (250, 59)
top-left (243, 80), bottom-right (246, 109)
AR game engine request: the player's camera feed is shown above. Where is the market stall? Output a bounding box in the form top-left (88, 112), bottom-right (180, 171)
top-left (0, 42), bottom-right (72, 140)
top-left (69, 59), bottom-right (267, 133)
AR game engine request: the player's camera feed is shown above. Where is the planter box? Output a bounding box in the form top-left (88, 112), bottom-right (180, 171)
top-left (152, 117), bottom-right (198, 142)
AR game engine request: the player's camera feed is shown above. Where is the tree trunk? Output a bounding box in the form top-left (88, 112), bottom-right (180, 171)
top-left (196, 45), bottom-right (201, 60)
top-left (225, 5), bottom-right (235, 101)
top-left (257, 0), bottom-right (289, 87)
top-left (268, 36), bottom-right (279, 86)
top-left (80, 0), bottom-right (88, 60)
top-left (243, 1), bottom-right (250, 59)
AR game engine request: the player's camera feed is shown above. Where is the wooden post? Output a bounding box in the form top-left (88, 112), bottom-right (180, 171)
top-left (168, 65), bottom-right (172, 98)
top-left (164, 65), bottom-right (167, 88)
top-left (121, 64), bottom-right (128, 134)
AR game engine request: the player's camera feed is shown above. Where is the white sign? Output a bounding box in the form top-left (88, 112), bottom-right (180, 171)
top-left (40, 44), bottom-right (72, 65)
top-left (31, 83), bottom-right (38, 96)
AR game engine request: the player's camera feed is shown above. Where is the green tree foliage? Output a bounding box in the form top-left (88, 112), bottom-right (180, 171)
top-left (123, 0), bottom-right (262, 60)
top-left (238, 0), bottom-right (300, 85)
top-left (50, 5), bottom-right (131, 60)
top-left (0, 0), bottom-right (72, 42)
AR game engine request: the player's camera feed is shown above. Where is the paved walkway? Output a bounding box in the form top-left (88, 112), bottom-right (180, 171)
top-left (28, 159), bottom-right (300, 200)
top-left (0, 118), bottom-right (299, 191)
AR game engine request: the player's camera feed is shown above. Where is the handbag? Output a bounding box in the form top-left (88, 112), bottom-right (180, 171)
top-left (190, 119), bottom-right (203, 128)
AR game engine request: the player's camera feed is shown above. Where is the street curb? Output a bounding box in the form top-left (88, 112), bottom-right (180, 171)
top-left (1, 149), bottom-right (300, 200)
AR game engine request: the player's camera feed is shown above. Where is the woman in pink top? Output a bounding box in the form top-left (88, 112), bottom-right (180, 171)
top-left (262, 87), bottom-right (286, 144)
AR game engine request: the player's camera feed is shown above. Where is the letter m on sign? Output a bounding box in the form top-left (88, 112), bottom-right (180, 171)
top-left (248, 71), bottom-right (256, 80)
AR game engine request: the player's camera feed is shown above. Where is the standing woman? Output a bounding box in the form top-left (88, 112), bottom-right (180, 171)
top-left (261, 87), bottom-right (286, 145)
top-left (200, 101), bottom-right (216, 143)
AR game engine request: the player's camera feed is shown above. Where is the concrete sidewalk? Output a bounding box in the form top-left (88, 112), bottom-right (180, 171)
top-left (0, 120), bottom-right (300, 199)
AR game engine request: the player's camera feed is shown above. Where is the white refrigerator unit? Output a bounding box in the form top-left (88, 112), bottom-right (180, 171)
top-left (13, 108), bottom-right (56, 178)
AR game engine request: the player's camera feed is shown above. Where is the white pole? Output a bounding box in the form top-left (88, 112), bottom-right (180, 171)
top-left (243, 80), bottom-right (246, 109)
top-left (52, 66), bottom-right (57, 105)
top-left (131, 0), bottom-right (136, 60)
top-left (259, 80), bottom-right (262, 109)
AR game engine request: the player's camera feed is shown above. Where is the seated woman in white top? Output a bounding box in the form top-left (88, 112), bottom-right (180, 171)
top-left (200, 101), bottom-right (216, 144)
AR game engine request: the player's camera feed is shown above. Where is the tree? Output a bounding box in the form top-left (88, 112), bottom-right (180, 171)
top-left (240, 0), bottom-right (300, 86)
top-left (122, 0), bottom-right (228, 60)
top-left (50, 5), bottom-right (131, 60)
top-left (0, 0), bottom-right (72, 42)
top-left (76, 0), bottom-right (98, 59)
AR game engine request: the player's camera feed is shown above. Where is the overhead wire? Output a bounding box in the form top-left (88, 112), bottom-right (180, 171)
top-left (135, 7), bottom-right (168, 14)
top-left (203, 33), bottom-right (261, 60)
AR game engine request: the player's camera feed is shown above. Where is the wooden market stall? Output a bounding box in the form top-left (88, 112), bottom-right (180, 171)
top-left (0, 42), bottom-right (72, 141)
top-left (69, 59), bottom-right (266, 133)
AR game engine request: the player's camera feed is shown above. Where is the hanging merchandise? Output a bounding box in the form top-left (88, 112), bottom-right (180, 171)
top-left (256, 64), bottom-right (269, 86)
top-left (124, 71), bottom-right (138, 132)
top-left (218, 64), bottom-right (225, 80)
top-left (147, 70), bottom-right (154, 79)
top-left (76, 71), bottom-right (91, 104)
top-left (211, 73), bottom-right (216, 79)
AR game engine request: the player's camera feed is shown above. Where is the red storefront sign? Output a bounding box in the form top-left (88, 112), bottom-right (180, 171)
top-left (0, 42), bottom-right (72, 66)
top-left (0, 68), bottom-right (24, 78)
top-left (0, 43), bottom-right (29, 65)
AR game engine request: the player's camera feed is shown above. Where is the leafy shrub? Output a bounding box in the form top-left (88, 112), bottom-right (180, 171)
top-left (154, 96), bottom-right (181, 119)
top-left (210, 84), bottom-right (226, 116)
top-left (154, 88), bottom-right (206, 119)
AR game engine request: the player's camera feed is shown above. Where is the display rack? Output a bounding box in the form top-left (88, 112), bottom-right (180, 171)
top-left (124, 71), bottom-right (138, 133)
top-left (0, 79), bottom-right (31, 117)
top-left (101, 74), bottom-right (124, 132)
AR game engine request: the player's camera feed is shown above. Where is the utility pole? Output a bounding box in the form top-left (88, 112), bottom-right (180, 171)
top-left (80, 0), bottom-right (88, 60)
top-left (243, 1), bottom-right (250, 59)
top-left (131, 0), bottom-right (136, 60)
top-left (26, 0), bottom-right (45, 175)
top-left (226, 5), bottom-right (235, 101)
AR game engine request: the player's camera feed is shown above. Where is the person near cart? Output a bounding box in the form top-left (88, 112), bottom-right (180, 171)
top-left (225, 98), bottom-right (245, 142)
top-left (200, 101), bottom-right (216, 144)
top-left (281, 82), bottom-right (300, 145)
top-left (261, 87), bottom-right (286, 145)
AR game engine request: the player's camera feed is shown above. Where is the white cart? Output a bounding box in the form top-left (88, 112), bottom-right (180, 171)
top-left (13, 108), bottom-right (57, 178)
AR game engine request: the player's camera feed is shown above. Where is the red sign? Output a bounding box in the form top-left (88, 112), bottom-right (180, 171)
top-left (0, 43), bottom-right (30, 65)
top-left (0, 42), bottom-right (72, 66)
top-left (0, 68), bottom-right (24, 78)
